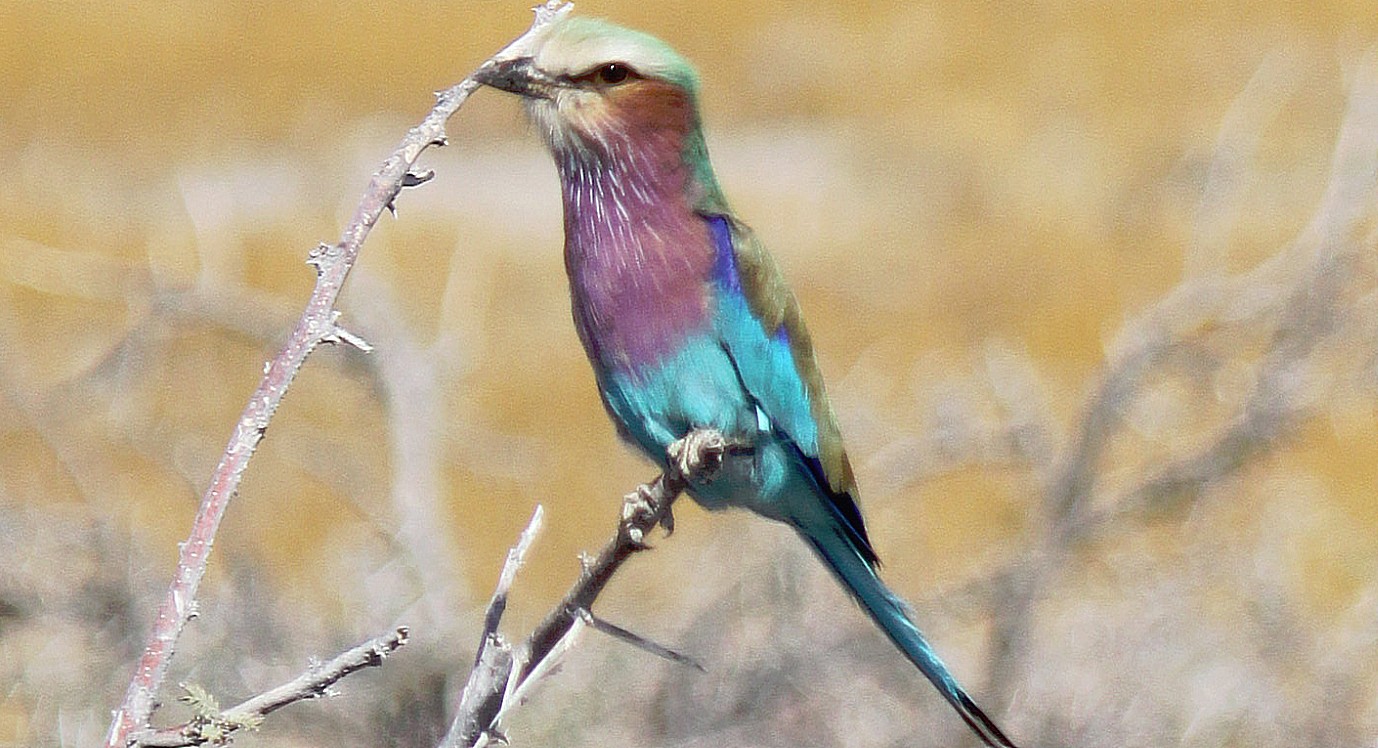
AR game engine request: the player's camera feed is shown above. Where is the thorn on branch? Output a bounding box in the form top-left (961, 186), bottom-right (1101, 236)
top-left (576, 608), bottom-right (705, 672)
top-left (402, 169), bottom-right (436, 188)
top-left (321, 318), bottom-right (374, 353)
top-left (306, 242), bottom-right (340, 273)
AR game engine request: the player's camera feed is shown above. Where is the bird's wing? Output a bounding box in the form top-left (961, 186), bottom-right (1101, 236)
top-left (704, 214), bottom-right (876, 565)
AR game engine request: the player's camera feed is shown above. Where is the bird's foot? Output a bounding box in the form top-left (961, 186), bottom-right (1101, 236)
top-left (620, 482), bottom-right (656, 523)
top-left (621, 482), bottom-right (665, 547)
top-left (619, 430), bottom-right (745, 548)
top-left (667, 429), bottom-right (729, 482)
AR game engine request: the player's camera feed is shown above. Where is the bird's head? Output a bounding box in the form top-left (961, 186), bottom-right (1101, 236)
top-left (475, 17), bottom-right (709, 172)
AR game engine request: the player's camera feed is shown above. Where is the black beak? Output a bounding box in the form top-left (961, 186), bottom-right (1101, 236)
top-left (473, 57), bottom-right (559, 99)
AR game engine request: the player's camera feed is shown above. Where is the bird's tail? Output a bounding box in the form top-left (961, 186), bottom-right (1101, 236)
top-left (798, 525), bottom-right (1018, 748)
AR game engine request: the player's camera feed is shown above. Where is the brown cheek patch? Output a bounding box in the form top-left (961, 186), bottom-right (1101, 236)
top-left (607, 80), bottom-right (694, 143)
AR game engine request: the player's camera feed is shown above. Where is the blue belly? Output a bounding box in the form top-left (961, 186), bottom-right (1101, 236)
top-left (598, 333), bottom-right (800, 519)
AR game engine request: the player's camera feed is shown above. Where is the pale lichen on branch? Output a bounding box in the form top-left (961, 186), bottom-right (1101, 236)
top-left (134, 628), bottom-right (410, 748)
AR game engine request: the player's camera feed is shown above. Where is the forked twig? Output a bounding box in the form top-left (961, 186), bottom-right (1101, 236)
top-left (443, 429), bottom-right (736, 748)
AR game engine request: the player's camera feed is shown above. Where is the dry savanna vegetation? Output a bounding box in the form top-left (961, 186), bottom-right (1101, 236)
top-left (3, 2), bottom-right (1378, 747)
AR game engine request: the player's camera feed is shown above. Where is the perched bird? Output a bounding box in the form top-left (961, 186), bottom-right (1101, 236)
top-left (475, 16), bottom-right (1018, 748)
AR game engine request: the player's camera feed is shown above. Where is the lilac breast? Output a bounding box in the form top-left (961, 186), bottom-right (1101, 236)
top-left (558, 144), bottom-right (717, 375)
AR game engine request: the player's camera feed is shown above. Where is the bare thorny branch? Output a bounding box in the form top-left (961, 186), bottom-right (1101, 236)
top-left (102, 4), bottom-right (576, 747)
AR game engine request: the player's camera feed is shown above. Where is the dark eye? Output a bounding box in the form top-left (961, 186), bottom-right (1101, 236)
top-left (594, 63), bottom-right (632, 85)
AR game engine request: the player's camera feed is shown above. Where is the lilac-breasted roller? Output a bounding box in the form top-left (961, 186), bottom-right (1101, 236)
top-left (475, 16), bottom-right (1017, 748)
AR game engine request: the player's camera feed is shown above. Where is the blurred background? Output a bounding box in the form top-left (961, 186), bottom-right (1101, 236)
top-left (4, 1), bottom-right (1378, 746)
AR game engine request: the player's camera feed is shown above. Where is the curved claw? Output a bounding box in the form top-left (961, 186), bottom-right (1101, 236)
top-left (660, 502), bottom-right (675, 536)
